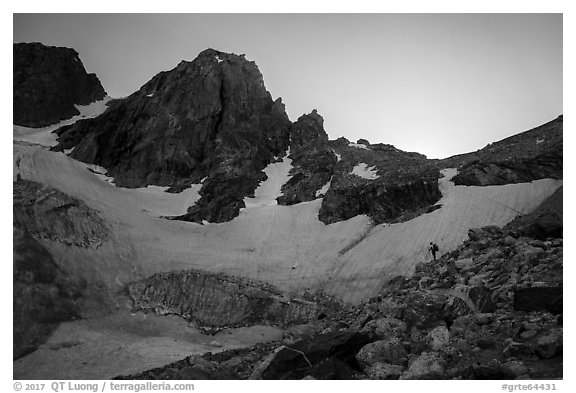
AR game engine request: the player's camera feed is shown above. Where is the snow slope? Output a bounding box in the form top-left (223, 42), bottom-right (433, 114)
top-left (13, 144), bottom-right (562, 304)
top-left (13, 96), bottom-right (112, 147)
top-left (243, 149), bottom-right (292, 208)
top-left (13, 139), bottom-right (562, 379)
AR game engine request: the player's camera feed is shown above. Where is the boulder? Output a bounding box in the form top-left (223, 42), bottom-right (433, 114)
top-left (364, 362), bottom-right (404, 380)
top-left (472, 359), bottom-right (503, 379)
top-left (455, 258), bottom-right (475, 270)
top-left (257, 331), bottom-right (371, 379)
top-left (360, 317), bottom-right (407, 339)
top-left (501, 361), bottom-right (529, 379)
top-left (400, 352), bottom-right (445, 380)
top-left (503, 342), bottom-right (534, 359)
top-left (476, 336), bottom-right (497, 349)
top-left (534, 329), bottom-right (562, 359)
top-left (514, 287), bottom-right (562, 314)
top-left (356, 337), bottom-right (408, 367)
top-left (425, 325), bottom-right (450, 350)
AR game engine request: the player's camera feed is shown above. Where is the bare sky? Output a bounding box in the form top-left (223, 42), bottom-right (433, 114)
top-left (13, 13), bottom-right (562, 158)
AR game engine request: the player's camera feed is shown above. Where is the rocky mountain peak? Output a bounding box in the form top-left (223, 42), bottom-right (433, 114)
top-left (13, 42), bottom-right (107, 127)
top-left (55, 48), bottom-right (291, 222)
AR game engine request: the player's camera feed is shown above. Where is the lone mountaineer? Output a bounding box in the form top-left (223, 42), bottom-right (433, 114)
top-left (429, 242), bottom-right (439, 260)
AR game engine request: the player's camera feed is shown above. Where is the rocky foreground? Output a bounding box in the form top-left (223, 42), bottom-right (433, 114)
top-left (116, 189), bottom-right (562, 380)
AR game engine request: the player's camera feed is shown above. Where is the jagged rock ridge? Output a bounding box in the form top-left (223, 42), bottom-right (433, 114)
top-left (13, 42), bottom-right (107, 127)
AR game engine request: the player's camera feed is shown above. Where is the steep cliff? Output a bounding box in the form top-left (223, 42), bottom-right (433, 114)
top-left (13, 42), bottom-right (106, 127)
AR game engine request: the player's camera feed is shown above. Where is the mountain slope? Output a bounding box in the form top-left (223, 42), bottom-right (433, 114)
top-left (13, 143), bottom-right (562, 304)
top-left (441, 115), bottom-right (562, 186)
top-left (54, 49), bottom-right (291, 223)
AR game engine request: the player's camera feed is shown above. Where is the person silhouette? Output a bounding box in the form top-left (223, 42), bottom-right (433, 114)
top-left (429, 242), bottom-right (439, 260)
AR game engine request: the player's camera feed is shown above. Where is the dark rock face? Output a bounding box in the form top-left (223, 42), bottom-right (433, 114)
top-left (13, 178), bottom-right (108, 248)
top-left (514, 287), bottom-right (562, 315)
top-left (277, 110), bottom-right (337, 205)
top-left (320, 178), bottom-right (441, 225)
top-left (257, 331), bottom-right (371, 379)
top-left (56, 49), bottom-right (291, 223)
top-left (13, 42), bottom-right (106, 127)
top-left (127, 269), bottom-right (332, 329)
top-left (13, 226), bottom-right (83, 360)
top-left (445, 116), bottom-right (563, 186)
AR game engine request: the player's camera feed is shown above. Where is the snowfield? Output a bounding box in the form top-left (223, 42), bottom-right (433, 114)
top-left (13, 136), bottom-right (562, 379)
top-left (13, 143), bottom-right (562, 304)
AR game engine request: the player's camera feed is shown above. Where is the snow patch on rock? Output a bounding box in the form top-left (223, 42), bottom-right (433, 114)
top-left (351, 163), bottom-right (380, 180)
top-left (332, 149), bottom-right (342, 162)
top-left (316, 177), bottom-right (332, 197)
top-left (349, 143), bottom-right (369, 150)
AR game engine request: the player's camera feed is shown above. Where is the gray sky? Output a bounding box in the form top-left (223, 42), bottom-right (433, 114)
top-left (13, 13), bottom-right (562, 158)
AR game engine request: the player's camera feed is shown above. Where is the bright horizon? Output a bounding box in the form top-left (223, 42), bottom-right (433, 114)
top-left (13, 13), bottom-right (562, 159)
